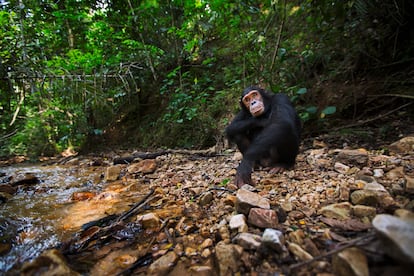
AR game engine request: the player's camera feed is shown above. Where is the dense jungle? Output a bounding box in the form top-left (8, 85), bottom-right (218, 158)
top-left (1, 0), bottom-right (414, 275)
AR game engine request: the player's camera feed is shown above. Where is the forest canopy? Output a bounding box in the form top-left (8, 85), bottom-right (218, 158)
top-left (1, 0), bottom-right (413, 158)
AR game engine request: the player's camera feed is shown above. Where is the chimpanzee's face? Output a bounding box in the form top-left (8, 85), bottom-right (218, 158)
top-left (242, 90), bottom-right (265, 117)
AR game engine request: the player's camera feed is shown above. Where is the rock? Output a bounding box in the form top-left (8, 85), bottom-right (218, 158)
top-left (223, 194), bottom-right (237, 206)
top-left (318, 202), bottom-right (352, 220)
top-left (229, 214), bottom-right (248, 233)
top-left (394, 209), bottom-right (414, 220)
top-left (338, 183), bottom-right (350, 201)
top-left (334, 162), bottom-right (350, 174)
top-left (233, 232), bottom-right (262, 250)
top-left (128, 159), bottom-right (157, 174)
top-left (20, 249), bottom-right (80, 276)
top-left (185, 246), bottom-right (197, 257)
top-left (0, 184), bottom-right (17, 195)
top-left (350, 179), bottom-right (396, 210)
top-left (388, 136), bottom-right (414, 154)
top-left (235, 189), bottom-right (270, 215)
top-left (147, 251), bottom-right (178, 275)
top-left (336, 149), bottom-right (368, 167)
top-left (218, 225), bottom-right (231, 243)
top-left (105, 165), bottom-right (121, 181)
top-left (306, 149), bottom-right (329, 168)
top-left (71, 191), bottom-right (96, 201)
top-left (10, 173), bottom-right (39, 186)
top-left (404, 175), bottom-right (414, 194)
top-left (215, 241), bottom-right (243, 275)
top-left (0, 192), bottom-right (12, 203)
top-left (137, 212), bottom-right (161, 229)
top-left (332, 247), bottom-right (369, 276)
top-left (248, 208), bottom-right (278, 228)
top-left (188, 265), bottom-right (214, 275)
top-left (261, 228), bottom-right (286, 253)
top-left (372, 214), bottom-right (414, 264)
top-left (287, 242), bottom-right (313, 261)
top-left (350, 189), bottom-right (395, 209)
top-left (386, 167), bottom-right (405, 180)
top-left (199, 191), bottom-right (214, 206)
top-left (288, 229), bottom-right (305, 244)
top-left (352, 205), bottom-right (376, 220)
top-left (199, 238), bottom-right (213, 250)
top-left (240, 184), bottom-right (257, 192)
top-left (200, 248), bottom-right (211, 258)
top-left (373, 169), bottom-right (384, 178)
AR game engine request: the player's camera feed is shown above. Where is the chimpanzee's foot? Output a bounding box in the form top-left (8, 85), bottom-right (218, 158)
top-left (269, 166), bottom-right (285, 174)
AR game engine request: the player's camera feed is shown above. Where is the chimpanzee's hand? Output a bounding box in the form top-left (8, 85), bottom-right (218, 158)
top-left (235, 160), bottom-right (254, 188)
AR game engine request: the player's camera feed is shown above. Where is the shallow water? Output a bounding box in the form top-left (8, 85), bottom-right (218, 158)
top-left (0, 164), bottom-right (104, 274)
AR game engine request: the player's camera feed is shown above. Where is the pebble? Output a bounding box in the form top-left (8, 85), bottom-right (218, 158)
top-left (287, 242), bottom-right (313, 261)
top-left (233, 232), bottom-right (262, 250)
top-left (105, 165), bottom-right (121, 181)
top-left (235, 189), bottom-right (270, 215)
top-left (147, 251), bottom-right (178, 275)
top-left (215, 241), bottom-right (242, 275)
top-left (261, 228), bottom-right (286, 253)
top-left (229, 214), bottom-right (248, 232)
top-left (248, 208), bottom-right (278, 228)
top-left (318, 202), bottom-right (352, 220)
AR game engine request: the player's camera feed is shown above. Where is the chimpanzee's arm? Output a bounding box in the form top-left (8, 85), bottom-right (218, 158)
top-left (225, 112), bottom-right (267, 139)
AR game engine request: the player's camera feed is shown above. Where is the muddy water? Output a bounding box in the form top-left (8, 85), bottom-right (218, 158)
top-left (0, 164), bottom-right (105, 274)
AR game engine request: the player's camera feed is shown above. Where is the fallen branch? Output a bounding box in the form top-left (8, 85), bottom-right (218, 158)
top-left (113, 148), bottom-right (228, 164)
top-left (332, 102), bottom-right (412, 131)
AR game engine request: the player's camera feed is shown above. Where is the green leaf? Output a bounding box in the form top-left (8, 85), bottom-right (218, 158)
top-left (306, 106), bottom-right (317, 114)
top-left (321, 106), bottom-right (336, 115)
top-left (297, 87), bottom-right (307, 95)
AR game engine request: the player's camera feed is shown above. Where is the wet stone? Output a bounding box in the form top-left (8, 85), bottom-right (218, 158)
top-left (0, 184), bottom-right (16, 195)
top-left (137, 212), bottom-right (160, 229)
top-left (10, 172), bottom-right (39, 186)
top-left (105, 165), bottom-right (121, 182)
top-left (20, 249), bottom-right (79, 276)
top-left (147, 251), bottom-right (178, 275)
top-left (127, 159), bottom-right (157, 174)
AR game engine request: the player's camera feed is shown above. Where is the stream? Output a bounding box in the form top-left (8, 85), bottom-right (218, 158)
top-left (0, 163), bottom-right (105, 274)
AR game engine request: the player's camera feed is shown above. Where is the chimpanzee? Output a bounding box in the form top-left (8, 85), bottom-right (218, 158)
top-left (225, 86), bottom-right (301, 187)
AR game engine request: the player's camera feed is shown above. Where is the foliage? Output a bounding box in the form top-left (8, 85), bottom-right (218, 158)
top-left (0, 0), bottom-right (413, 157)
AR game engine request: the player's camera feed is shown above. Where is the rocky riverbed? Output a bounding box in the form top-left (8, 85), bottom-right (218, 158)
top-left (1, 136), bottom-right (413, 275)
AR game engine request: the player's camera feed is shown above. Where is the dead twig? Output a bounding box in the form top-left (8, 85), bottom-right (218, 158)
top-left (368, 93), bottom-right (414, 100)
top-left (61, 189), bottom-right (155, 254)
